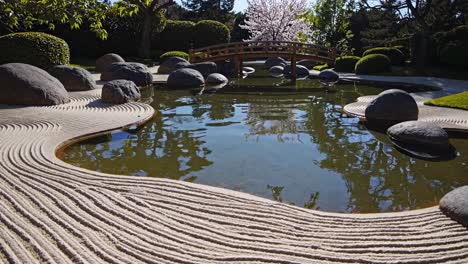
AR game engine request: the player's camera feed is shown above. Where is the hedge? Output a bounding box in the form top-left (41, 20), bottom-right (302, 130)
top-left (355, 54), bottom-right (391, 74)
top-left (193, 20), bottom-right (231, 48)
top-left (334, 56), bottom-right (360, 73)
top-left (160, 51), bottom-right (189, 62)
top-left (313, 64), bottom-right (329, 71)
top-left (0, 32), bottom-right (70, 69)
top-left (433, 25), bottom-right (468, 68)
top-left (157, 20), bottom-right (196, 52)
top-left (363, 47), bottom-right (405, 65)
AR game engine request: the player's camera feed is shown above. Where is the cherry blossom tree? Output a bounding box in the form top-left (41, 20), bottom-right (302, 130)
top-left (240, 0), bottom-right (312, 42)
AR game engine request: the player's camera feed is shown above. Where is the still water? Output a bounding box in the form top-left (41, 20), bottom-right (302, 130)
top-left (61, 70), bottom-right (468, 213)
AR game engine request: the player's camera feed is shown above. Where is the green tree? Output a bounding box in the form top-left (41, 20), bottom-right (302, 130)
top-left (181, 0), bottom-right (235, 22)
top-left (359, 8), bottom-right (400, 50)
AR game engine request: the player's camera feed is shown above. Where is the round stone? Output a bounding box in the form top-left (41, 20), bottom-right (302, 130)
top-left (387, 121), bottom-right (450, 149)
top-left (48, 65), bottom-right (97, 91)
top-left (265, 57), bottom-right (287, 68)
top-left (243, 67), bottom-right (255, 74)
top-left (0, 63), bottom-right (69, 106)
top-left (283, 65), bottom-right (310, 78)
top-left (206, 73), bottom-right (228, 85)
top-left (101, 80), bottom-right (140, 104)
top-left (440, 186), bottom-right (468, 227)
top-left (167, 68), bottom-right (205, 88)
top-left (101, 62), bottom-right (153, 86)
top-left (269, 66), bottom-right (284, 77)
top-left (365, 89), bottom-right (418, 125)
top-left (96, 53), bottom-right (125, 73)
top-left (318, 69), bottom-right (339, 85)
top-left (157, 56), bottom-right (190, 74)
top-left (185, 62), bottom-right (217, 77)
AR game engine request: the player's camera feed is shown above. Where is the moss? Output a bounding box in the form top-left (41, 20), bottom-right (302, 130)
top-left (424, 92), bottom-right (468, 110)
top-left (355, 54), bottom-right (391, 74)
top-left (334, 56), bottom-right (360, 73)
top-left (160, 51), bottom-right (189, 62)
top-left (0, 32), bottom-right (70, 69)
top-left (363, 47), bottom-right (405, 65)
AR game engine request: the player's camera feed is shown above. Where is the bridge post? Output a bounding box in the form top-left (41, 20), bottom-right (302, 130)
top-left (291, 45), bottom-right (297, 84)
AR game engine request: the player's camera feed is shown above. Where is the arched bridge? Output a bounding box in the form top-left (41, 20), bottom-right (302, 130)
top-left (189, 41), bottom-right (337, 80)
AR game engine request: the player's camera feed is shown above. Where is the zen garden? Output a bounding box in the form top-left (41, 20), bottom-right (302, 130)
top-left (1, 0), bottom-right (468, 263)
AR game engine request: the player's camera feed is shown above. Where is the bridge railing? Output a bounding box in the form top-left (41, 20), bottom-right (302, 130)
top-left (189, 41), bottom-right (337, 64)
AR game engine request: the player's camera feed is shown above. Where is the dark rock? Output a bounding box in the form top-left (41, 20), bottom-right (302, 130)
top-left (157, 56), bottom-right (190, 74)
top-left (365, 89), bottom-right (418, 125)
top-left (185, 62), bottom-right (217, 77)
top-left (206, 73), bottom-right (228, 85)
top-left (318, 69), bottom-right (339, 85)
top-left (387, 121), bottom-right (450, 149)
top-left (167, 68), bottom-right (205, 88)
top-left (269, 66), bottom-right (284, 77)
top-left (48, 65), bottom-right (97, 91)
top-left (298, 60), bottom-right (318, 69)
top-left (101, 62), bottom-right (153, 86)
top-left (440, 186), bottom-right (468, 227)
top-left (96, 53), bottom-right (125, 73)
top-left (0, 63), bottom-right (69, 106)
top-left (283, 65), bottom-right (310, 78)
top-left (265, 57), bottom-right (287, 68)
top-left (101, 80), bottom-right (140, 104)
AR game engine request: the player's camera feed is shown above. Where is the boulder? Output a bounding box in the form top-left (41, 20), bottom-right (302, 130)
top-left (96, 53), bottom-right (125, 73)
top-left (365, 89), bottom-right (418, 125)
top-left (265, 57), bottom-right (287, 68)
top-left (0, 63), bottom-right (69, 106)
top-left (167, 68), bottom-right (205, 88)
top-left (318, 69), bottom-right (339, 86)
top-left (157, 56), bottom-right (190, 74)
top-left (101, 62), bottom-right (153, 86)
top-left (269, 66), bottom-right (284, 77)
top-left (185, 62), bottom-right (217, 77)
top-left (101, 80), bottom-right (140, 104)
top-left (440, 186), bottom-right (468, 227)
top-left (48, 65), bottom-right (97, 91)
top-left (283, 65), bottom-right (310, 78)
top-left (298, 60), bottom-right (318, 69)
top-left (387, 121), bottom-right (450, 149)
top-left (206, 73), bottom-right (228, 85)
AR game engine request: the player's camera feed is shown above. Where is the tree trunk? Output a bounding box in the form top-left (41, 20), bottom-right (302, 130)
top-left (140, 11), bottom-right (152, 59)
top-left (412, 30), bottom-right (431, 69)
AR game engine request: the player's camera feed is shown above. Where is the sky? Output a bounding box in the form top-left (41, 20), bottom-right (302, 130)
top-left (174, 0), bottom-right (248, 12)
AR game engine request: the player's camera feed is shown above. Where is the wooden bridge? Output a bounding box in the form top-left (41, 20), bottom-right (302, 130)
top-left (189, 41), bottom-right (337, 81)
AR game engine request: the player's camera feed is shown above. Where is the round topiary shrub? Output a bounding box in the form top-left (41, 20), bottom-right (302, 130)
top-left (193, 20), bottom-right (230, 48)
top-left (313, 64), bottom-right (329, 71)
top-left (363, 47), bottom-right (405, 65)
top-left (157, 20), bottom-right (196, 52)
top-left (0, 32), bottom-right (70, 69)
top-left (355, 54), bottom-right (391, 74)
top-left (334, 56), bottom-right (360, 73)
top-left (160, 51), bottom-right (189, 62)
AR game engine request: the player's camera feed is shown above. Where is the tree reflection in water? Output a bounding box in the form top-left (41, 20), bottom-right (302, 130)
top-left (62, 85), bottom-right (468, 213)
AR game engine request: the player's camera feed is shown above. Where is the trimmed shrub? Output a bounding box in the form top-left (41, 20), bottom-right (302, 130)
top-left (193, 20), bottom-right (230, 48)
top-left (439, 41), bottom-right (468, 67)
top-left (355, 54), bottom-right (391, 74)
top-left (334, 56), bottom-right (360, 73)
top-left (160, 51), bottom-right (190, 62)
top-left (363, 47), bottom-right (405, 65)
top-left (0, 32), bottom-right (70, 69)
top-left (157, 20), bottom-right (196, 52)
top-left (313, 64), bottom-right (329, 71)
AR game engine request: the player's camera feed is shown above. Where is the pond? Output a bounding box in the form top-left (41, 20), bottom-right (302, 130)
top-left (60, 67), bottom-right (468, 213)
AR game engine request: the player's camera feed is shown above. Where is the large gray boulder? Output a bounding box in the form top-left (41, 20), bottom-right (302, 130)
top-left (101, 80), bottom-right (140, 104)
top-left (283, 65), bottom-right (310, 78)
top-left (48, 65), bottom-right (97, 91)
top-left (318, 69), bottom-right (339, 85)
top-left (265, 57), bottom-right (287, 68)
top-left (365, 89), bottom-right (418, 125)
top-left (0, 63), bottom-right (69, 106)
top-left (167, 68), bottom-right (205, 88)
top-left (206, 73), bottom-right (228, 85)
top-left (269, 66), bottom-right (284, 77)
top-left (185, 62), bottom-right (217, 77)
top-left (101, 62), bottom-right (153, 86)
top-left (96, 53), bottom-right (125, 73)
top-left (387, 121), bottom-right (450, 149)
top-left (440, 186), bottom-right (468, 227)
top-left (157, 56), bottom-right (190, 74)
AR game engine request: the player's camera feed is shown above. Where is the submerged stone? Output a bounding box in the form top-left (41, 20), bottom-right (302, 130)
top-left (206, 73), bottom-right (228, 85)
top-left (167, 68), bottom-right (205, 88)
top-left (318, 69), bottom-right (339, 86)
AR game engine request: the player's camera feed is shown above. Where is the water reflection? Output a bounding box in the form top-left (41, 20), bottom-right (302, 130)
top-left (62, 82), bottom-right (468, 213)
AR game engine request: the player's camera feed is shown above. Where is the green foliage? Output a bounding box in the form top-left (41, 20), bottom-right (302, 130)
top-left (313, 64), bottom-right (330, 71)
top-left (334, 56), bottom-right (360, 72)
top-left (425, 92), bottom-right (468, 110)
top-left (392, 45), bottom-right (410, 59)
top-left (157, 20), bottom-right (196, 51)
top-left (355, 54), bottom-right (391, 74)
top-left (193, 20), bottom-right (231, 48)
top-left (181, 0), bottom-right (235, 23)
top-left (363, 47), bottom-right (405, 65)
top-left (0, 32), bottom-right (70, 69)
top-left (160, 51), bottom-right (190, 61)
top-left (432, 25), bottom-right (468, 68)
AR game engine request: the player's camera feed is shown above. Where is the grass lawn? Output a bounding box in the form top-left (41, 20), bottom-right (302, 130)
top-left (425, 92), bottom-right (468, 110)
